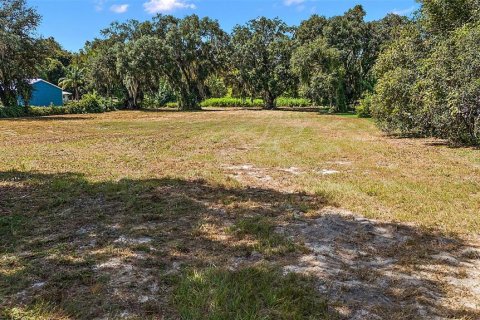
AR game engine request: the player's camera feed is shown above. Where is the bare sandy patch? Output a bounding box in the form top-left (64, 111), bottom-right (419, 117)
top-left (279, 208), bottom-right (480, 319)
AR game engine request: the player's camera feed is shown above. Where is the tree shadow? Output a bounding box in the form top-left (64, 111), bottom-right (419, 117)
top-left (0, 116), bottom-right (92, 122)
top-left (274, 107), bottom-right (326, 113)
top-left (387, 133), bottom-right (480, 150)
top-left (0, 171), bottom-right (478, 319)
top-left (279, 212), bottom-right (480, 319)
top-left (139, 106), bottom-right (326, 113)
top-left (139, 107), bottom-right (234, 113)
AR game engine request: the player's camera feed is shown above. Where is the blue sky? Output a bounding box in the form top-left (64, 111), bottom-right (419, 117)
top-left (29, 0), bottom-right (419, 52)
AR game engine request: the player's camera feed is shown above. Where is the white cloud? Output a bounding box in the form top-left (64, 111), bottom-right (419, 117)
top-left (143, 0), bottom-right (196, 14)
top-left (391, 6), bottom-right (417, 16)
top-left (110, 4), bottom-right (129, 13)
top-left (284, 0), bottom-right (304, 6)
top-left (94, 0), bottom-right (107, 11)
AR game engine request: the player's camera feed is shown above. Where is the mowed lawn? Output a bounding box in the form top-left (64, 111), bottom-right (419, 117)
top-left (1, 109), bottom-right (479, 319)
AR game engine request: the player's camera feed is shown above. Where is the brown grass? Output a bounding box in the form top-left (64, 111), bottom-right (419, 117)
top-left (0, 109), bottom-right (479, 319)
top-left (1, 110), bottom-right (478, 234)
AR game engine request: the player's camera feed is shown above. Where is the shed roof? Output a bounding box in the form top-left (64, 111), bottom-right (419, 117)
top-left (29, 78), bottom-right (63, 91)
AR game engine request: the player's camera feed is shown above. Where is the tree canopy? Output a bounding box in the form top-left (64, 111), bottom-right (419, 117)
top-left (371, 0), bottom-right (480, 145)
top-left (0, 0), bottom-right (45, 107)
top-left (84, 15), bottom-right (229, 110)
top-left (230, 17), bottom-right (296, 109)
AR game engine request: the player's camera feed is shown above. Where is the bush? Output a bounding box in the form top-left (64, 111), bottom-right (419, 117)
top-left (165, 102), bottom-right (178, 108)
top-left (355, 93), bottom-right (373, 118)
top-left (65, 94), bottom-right (122, 114)
top-left (29, 106), bottom-right (67, 117)
top-left (200, 98), bottom-right (263, 108)
top-left (64, 102), bottom-right (86, 114)
top-left (371, 19), bottom-right (480, 145)
top-left (0, 105), bottom-right (27, 118)
top-left (200, 97), bottom-right (312, 108)
top-left (141, 82), bottom-right (177, 109)
top-left (0, 94), bottom-right (122, 118)
top-left (100, 97), bottom-right (122, 112)
top-left (77, 93), bottom-right (104, 113)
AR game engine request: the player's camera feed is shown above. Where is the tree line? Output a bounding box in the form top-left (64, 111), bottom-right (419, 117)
top-left (1, 0), bottom-right (479, 144)
top-left (0, 0), bottom-right (406, 111)
top-left (79, 6), bottom-right (406, 111)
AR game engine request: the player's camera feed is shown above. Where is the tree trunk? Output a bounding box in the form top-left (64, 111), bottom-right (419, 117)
top-left (263, 92), bottom-right (276, 110)
top-left (178, 85), bottom-right (202, 111)
top-left (179, 97), bottom-right (201, 111)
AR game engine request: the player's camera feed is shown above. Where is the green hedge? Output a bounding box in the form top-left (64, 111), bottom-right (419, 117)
top-left (165, 102), bottom-right (179, 108)
top-left (0, 94), bottom-right (123, 119)
top-left (200, 98), bottom-right (263, 108)
top-left (0, 105), bottom-right (28, 118)
top-left (200, 97), bottom-right (311, 108)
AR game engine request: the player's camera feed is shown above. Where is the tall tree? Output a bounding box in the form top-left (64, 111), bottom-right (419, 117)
top-left (151, 15), bottom-right (230, 110)
top-left (97, 15), bottom-right (229, 110)
top-left (38, 37), bottom-right (72, 85)
top-left (230, 17), bottom-right (296, 109)
top-left (291, 37), bottom-right (342, 109)
top-left (419, 0), bottom-right (480, 35)
top-left (59, 65), bottom-right (85, 100)
top-left (295, 14), bottom-right (328, 45)
top-left (0, 0), bottom-right (45, 107)
top-left (323, 5), bottom-right (371, 109)
top-left (116, 35), bottom-right (162, 108)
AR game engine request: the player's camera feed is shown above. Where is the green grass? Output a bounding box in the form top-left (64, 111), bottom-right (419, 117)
top-left (3, 301), bottom-right (71, 320)
top-left (174, 266), bottom-right (331, 320)
top-left (230, 217), bottom-right (298, 256)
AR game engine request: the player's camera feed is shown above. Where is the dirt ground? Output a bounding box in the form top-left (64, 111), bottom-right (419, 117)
top-left (226, 164), bottom-right (480, 319)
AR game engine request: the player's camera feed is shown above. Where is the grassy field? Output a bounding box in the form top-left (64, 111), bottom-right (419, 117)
top-left (1, 109), bottom-right (479, 319)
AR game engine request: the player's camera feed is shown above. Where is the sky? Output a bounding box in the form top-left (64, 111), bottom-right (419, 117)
top-left (28, 0), bottom-right (419, 52)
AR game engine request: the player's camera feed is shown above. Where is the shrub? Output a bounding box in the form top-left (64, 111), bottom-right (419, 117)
top-left (141, 82), bottom-right (177, 109)
top-left (371, 19), bottom-right (480, 145)
top-left (355, 93), bottom-right (373, 118)
top-left (0, 105), bottom-right (27, 118)
top-left (200, 98), bottom-right (263, 108)
top-left (371, 25), bottom-right (427, 135)
top-left (276, 97), bottom-right (311, 108)
top-left (165, 102), bottom-right (178, 108)
top-left (65, 94), bottom-right (122, 114)
top-left (200, 97), bottom-right (312, 108)
top-left (0, 94), bottom-right (122, 118)
top-left (64, 102), bottom-right (86, 114)
top-left (29, 106), bottom-right (66, 117)
top-left (78, 93), bottom-right (104, 113)
top-left (99, 97), bottom-right (122, 112)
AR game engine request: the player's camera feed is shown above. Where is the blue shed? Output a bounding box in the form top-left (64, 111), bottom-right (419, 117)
top-left (20, 79), bottom-right (64, 107)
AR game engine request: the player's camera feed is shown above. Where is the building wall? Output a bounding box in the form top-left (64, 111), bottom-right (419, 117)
top-left (29, 81), bottom-right (63, 106)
